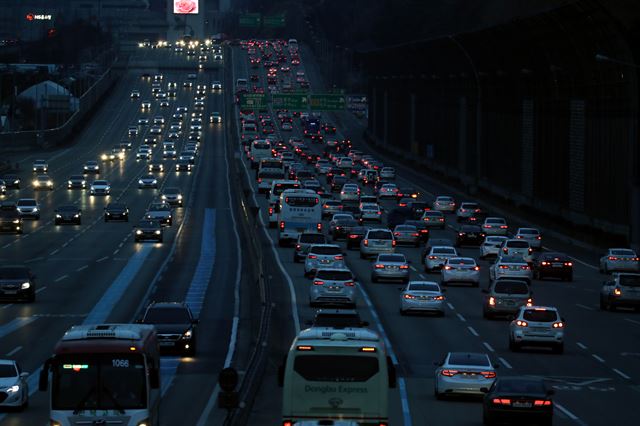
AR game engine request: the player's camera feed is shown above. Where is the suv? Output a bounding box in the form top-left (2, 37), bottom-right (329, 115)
top-left (310, 309), bottom-right (368, 328)
top-left (360, 228), bottom-right (395, 259)
top-left (600, 273), bottom-right (640, 311)
top-left (293, 232), bottom-right (327, 263)
top-left (482, 279), bottom-right (533, 319)
top-left (309, 268), bottom-right (357, 307)
top-left (0, 202), bottom-right (22, 234)
top-left (16, 198), bottom-right (40, 220)
top-left (139, 302), bottom-right (198, 356)
top-left (500, 239), bottom-right (534, 263)
top-left (304, 245), bottom-right (345, 277)
top-left (0, 265), bottom-right (36, 302)
top-left (509, 306), bottom-right (565, 353)
top-left (32, 159), bottom-right (48, 173)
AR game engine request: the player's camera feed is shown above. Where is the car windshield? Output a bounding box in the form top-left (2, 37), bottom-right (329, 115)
top-left (433, 248), bottom-right (455, 255)
top-left (612, 249), bottom-right (636, 256)
top-left (408, 283), bottom-right (439, 292)
top-left (395, 226), bottom-right (416, 232)
top-left (519, 229), bottom-right (538, 235)
top-left (58, 206), bottom-right (78, 212)
top-left (379, 254), bottom-right (405, 262)
top-left (164, 189), bottom-right (180, 195)
top-left (523, 309), bottom-right (558, 322)
top-left (496, 378), bottom-right (546, 394)
top-left (309, 246), bottom-right (341, 255)
top-left (619, 275), bottom-right (640, 287)
top-left (94, 181), bottom-right (108, 185)
top-left (0, 364), bottom-right (16, 378)
top-left (448, 353), bottom-right (490, 366)
top-left (138, 221), bottom-right (158, 228)
top-left (149, 204), bottom-right (169, 211)
top-left (0, 267), bottom-right (28, 279)
top-left (448, 258), bottom-right (474, 265)
top-left (17, 200), bottom-right (36, 206)
top-left (300, 234), bottom-right (326, 244)
top-left (494, 281), bottom-right (529, 294)
top-left (144, 307), bottom-right (191, 323)
top-left (507, 241), bottom-right (529, 248)
top-left (368, 231), bottom-right (392, 239)
top-left (487, 219), bottom-right (505, 224)
top-left (500, 256), bottom-right (525, 263)
top-left (315, 270), bottom-right (352, 280)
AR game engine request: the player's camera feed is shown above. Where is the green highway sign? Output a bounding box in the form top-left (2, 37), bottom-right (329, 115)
top-left (272, 93), bottom-right (307, 110)
top-left (263, 14), bottom-right (286, 28)
top-left (239, 13), bottom-right (261, 28)
top-left (239, 93), bottom-right (266, 109)
top-left (309, 94), bottom-right (346, 111)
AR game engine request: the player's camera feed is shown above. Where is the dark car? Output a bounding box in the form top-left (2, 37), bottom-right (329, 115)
top-left (330, 176), bottom-right (349, 192)
top-left (332, 219), bottom-right (360, 241)
top-left (139, 302), bottom-right (198, 356)
top-left (407, 200), bottom-right (430, 219)
top-left (404, 219), bottom-right (430, 242)
top-left (67, 175), bottom-right (87, 189)
top-left (104, 203), bottom-right (130, 222)
top-left (0, 265), bottom-right (36, 302)
top-left (467, 210), bottom-right (489, 225)
top-left (310, 309), bottom-right (368, 328)
top-left (134, 219), bottom-right (164, 242)
top-left (456, 225), bottom-right (486, 247)
top-left (534, 252), bottom-right (573, 281)
top-left (54, 205), bottom-right (82, 225)
top-left (482, 377), bottom-right (554, 426)
top-left (346, 225), bottom-right (369, 250)
top-left (1, 174), bottom-right (21, 189)
top-left (386, 206), bottom-right (414, 230)
top-left (396, 187), bottom-right (420, 200)
top-left (341, 205), bottom-right (361, 220)
top-left (326, 167), bottom-right (346, 184)
top-left (0, 202), bottom-right (22, 234)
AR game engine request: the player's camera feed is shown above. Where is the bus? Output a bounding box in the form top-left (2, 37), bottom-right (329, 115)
top-left (277, 189), bottom-right (322, 246)
top-left (257, 158), bottom-right (286, 193)
top-left (279, 327), bottom-right (396, 426)
top-left (250, 139), bottom-right (273, 169)
top-left (39, 324), bottom-right (161, 426)
top-left (267, 180), bottom-right (301, 227)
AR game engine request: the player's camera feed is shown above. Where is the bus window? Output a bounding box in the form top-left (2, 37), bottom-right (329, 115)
top-left (284, 196), bottom-right (318, 207)
top-left (294, 355), bottom-right (379, 382)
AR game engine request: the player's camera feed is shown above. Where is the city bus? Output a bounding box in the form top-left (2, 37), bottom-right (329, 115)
top-left (279, 327), bottom-right (396, 425)
top-left (39, 324), bottom-right (161, 426)
top-left (267, 179), bottom-right (301, 227)
top-left (277, 189), bottom-right (323, 246)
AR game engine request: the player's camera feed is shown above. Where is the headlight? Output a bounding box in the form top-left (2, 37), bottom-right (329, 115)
top-left (47, 181), bottom-right (52, 186)
top-left (177, 195), bottom-right (183, 200)
top-left (32, 180), bottom-right (38, 186)
top-left (6, 385), bottom-right (20, 393)
top-left (33, 208), bottom-right (39, 212)
top-left (20, 282), bottom-right (30, 290)
top-left (152, 180), bottom-right (157, 184)
top-left (138, 180), bottom-right (144, 184)
top-left (74, 214), bottom-right (80, 218)
top-left (183, 329), bottom-right (192, 338)
top-left (155, 230), bottom-right (161, 235)
top-left (56, 214), bottom-right (62, 218)
top-left (161, 195), bottom-right (167, 199)
top-left (13, 219), bottom-right (19, 224)
top-left (136, 230), bottom-right (143, 235)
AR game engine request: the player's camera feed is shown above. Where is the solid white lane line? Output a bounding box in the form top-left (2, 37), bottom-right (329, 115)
top-left (612, 368), bottom-right (631, 380)
top-left (35, 286), bottom-right (47, 294)
top-left (96, 256), bottom-right (109, 262)
top-left (409, 265), bottom-right (417, 271)
top-left (483, 342), bottom-right (495, 352)
top-left (624, 318), bottom-right (640, 326)
top-left (498, 357), bottom-right (513, 369)
top-left (576, 342), bottom-right (588, 350)
top-left (5, 346), bottom-right (22, 357)
top-left (113, 249), bottom-right (119, 255)
top-left (54, 275), bottom-right (68, 282)
top-left (1, 304), bottom-right (12, 310)
top-left (418, 273), bottom-right (426, 278)
top-left (576, 303), bottom-right (594, 311)
top-left (555, 403), bottom-right (581, 422)
top-left (76, 265), bottom-right (89, 272)
top-left (456, 313), bottom-right (466, 322)
top-left (49, 249), bottom-right (59, 256)
top-left (446, 302), bottom-right (455, 310)
top-left (592, 354), bottom-right (606, 363)
top-left (467, 326), bottom-right (479, 337)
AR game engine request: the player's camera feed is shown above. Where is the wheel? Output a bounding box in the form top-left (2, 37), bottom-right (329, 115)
top-left (360, 252), bottom-right (366, 259)
top-left (509, 338), bottom-right (519, 352)
top-left (434, 386), bottom-right (444, 400)
top-left (399, 308), bottom-right (406, 316)
top-left (19, 396), bottom-right (28, 411)
top-left (554, 343), bottom-right (564, 354)
top-left (27, 292), bottom-right (35, 303)
top-left (603, 264), bottom-right (609, 274)
top-left (565, 273), bottom-right (573, 282)
top-left (371, 275), bottom-right (378, 283)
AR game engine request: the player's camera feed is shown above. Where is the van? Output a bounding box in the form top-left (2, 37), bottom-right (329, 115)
top-left (482, 279), bottom-right (532, 319)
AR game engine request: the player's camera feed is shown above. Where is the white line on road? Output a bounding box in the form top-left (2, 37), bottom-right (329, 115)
top-left (612, 368), bottom-right (631, 379)
top-left (6, 346), bottom-right (22, 357)
top-left (447, 302), bottom-right (455, 310)
top-left (576, 303), bottom-right (594, 311)
top-left (467, 326), bottom-right (479, 337)
top-left (1, 304), bottom-right (12, 310)
top-left (49, 249), bottom-right (59, 256)
top-left (54, 275), bottom-right (68, 282)
top-left (483, 342), bottom-right (495, 352)
top-left (96, 256), bottom-right (109, 262)
top-left (409, 265), bottom-right (417, 271)
top-left (76, 265), bottom-right (88, 272)
top-left (456, 313), bottom-right (466, 322)
top-left (576, 342), bottom-right (588, 350)
top-left (35, 286), bottom-right (47, 294)
top-left (113, 249), bottom-right (119, 255)
top-left (624, 318), bottom-right (640, 326)
top-left (498, 357), bottom-right (513, 369)
top-left (592, 354), bottom-right (606, 363)
top-left (555, 402), bottom-right (581, 422)
top-left (418, 273), bottom-right (426, 278)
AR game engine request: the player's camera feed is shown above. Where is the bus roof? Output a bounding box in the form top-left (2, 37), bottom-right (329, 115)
top-left (296, 327), bottom-right (382, 346)
top-left (54, 324), bottom-right (157, 355)
top-left (281, 188), bottom-right (317, 196)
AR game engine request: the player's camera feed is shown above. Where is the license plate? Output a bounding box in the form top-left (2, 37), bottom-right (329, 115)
top-left (389, 266), bottom-right (398, 270)
top-left (467, 233), bottom-right (476, 238)
top-left (328, 287), bottom-right (341, 292)
top-left (159, 341), bottom-right (174, 346)
top-left (552, 263), bottom-right (563, 268)
top-left (513, 402), bottom-right (532, 408)
top-left (3, 290), bottom-right (17, 295)
top-left (320, 260), bottom-right (330, 264)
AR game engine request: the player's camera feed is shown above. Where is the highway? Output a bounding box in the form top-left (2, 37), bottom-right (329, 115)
top-left (0, 40), bottom-right (638, 426)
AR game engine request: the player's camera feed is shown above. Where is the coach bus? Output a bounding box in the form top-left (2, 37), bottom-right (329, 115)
top-left (277, 189), bottom-right (322, 246)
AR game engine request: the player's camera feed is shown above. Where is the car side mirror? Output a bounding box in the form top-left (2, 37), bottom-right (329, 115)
top-left (480, 387), bottom-right (489, 393)
top-left (20, 372), bottom-right (29, 378)
top-left (481, 289), bottom-right (489, 294)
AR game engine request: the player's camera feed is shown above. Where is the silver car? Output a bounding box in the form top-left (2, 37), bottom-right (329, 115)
top-left (309, 268), bottom-right (357, 307)
top-left (509, 306), bottom-right (565, 353)
top-left (421, 210), bottom-right (446, 229)
top-left (90, 180), bottom-right (110, 196)
top-left (322, 200), bottom-right (343, 219)
top-left (489, 255), bottom-right (532, 284)
top-left (500, 239), bottom-right (534, 264)
top-left (482, 279), bottom-right (533, 319)
top-left (161, 187), bottom-right (183, 206)
top-left (293, 232), bottom-right (327, 263)
top-left (379, 167), bottom-right (396, 180)
top-left (424, 246), bottom-right (458, 272)
top-left (399, 281), bottom-right (445, 315)
top-left (515, 227), bottom-right (542, 250)
top-left (482, 217), bottom-right (509, 236)
top-left (371, 253), bottom-right (410, 283)
top-left (0, 359), bottom-right (29, 409)
top-left (599, 248), bottom-right (640, 274)
top-left (479, 236), bottom-right (509, 259)
top-left (433, 195), bottom-right (456, 213)
top-left (304, 244), bottom-right (345, 277)
top-left (360, 228), bottom-right (395, 259)
top-left (360, 203), bottom-right (382, 223)
top-left (456, 202), bottom-right (480, 222)
top-left (340, 184), bottom-right (360, 202)
top-left (392, 224), bottom-right (421, 247)
top-left (600, 273), bottom-right (640, 311)
top-left (441, 257), bottom-right (480, 286)
top-left (434, 352), bottom-right (497, 399)
top-left (16, 198), bottom-right (40, 220)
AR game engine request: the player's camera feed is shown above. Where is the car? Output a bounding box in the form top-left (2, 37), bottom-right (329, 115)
top-left (148, 161), bottom-right (164, 173)
top-left (0, 202), bottom-right (22, 234)
top-left (320, 200), bottom-right (342, 219)
top-left (397, 197), bottom-right (414, 208)
top-left (455, 224), bottom-right (485, 247)
top-left (130, 90), bottom-right (140, 98)
top-left (309, 268), bottom-right (357, 307)
top-left (134, 219), bottom-right (163, 242)
top-left (434, 352), bottom-right (497, 399)
top-left (360, 203), bottom-right (383, 223)
top-left (379, 167), bottom-right (396, 179)
top-left (377, 183), bottom-right (399, 199)
top-left (128, 125), bottom-right (139, 137)
top-left (479, 236), bottom-right (509, 260)
top-left (90, 180), bottom-right (111, 196)
top-left (599, 248), bottom-right (640, 273)
top-left (441, 257), bottom-right (481, 286)
top-left (371, 253), bottom-right (410, 283)
top-left (0, 180), bottom-right (5, 195)
top-left (162, 187), bottom-right (183, 206)
top-left (1, 174), bottom-right (20, 189)
top-left (387, 206), bottom-right (414, 229)
top-left (16, 198), bottom-right (40, 220)
top-left (455, 202), bottom-right (481, 222)
top-left (490, 255), bottom-right (532, 283)
top-left (304, 245), bottom-right (345, 278)
top-left (482, 377), bottom-right (554, 426)
top-left (153, 116), bottom-right (165, 125)
top-left (392, 224), bottom-right (421, 247)
top-left (145, 202), bottom-right (172, 226)
top-left (509, 305), bottom-right (565, 353)
top-left (346, 225), bottom-right (369, 250)
top-left (360, 228), bottom-right (396, 259)
top-left (534, 252), bottom-right (573, 281)
top-left (293, 232), bottom-right (328, 263)
top-left (33, 174), bottom-right (54, 190)
top-left (329, 214), bottom-right (355, 234)
top-left (403, 219), bottom-right (430, 242)
top-left (141, 101), bottom-right (151, 109)
top-left (210, 112), bottom-right (222, 123)
top-left (500, 239), bottom-right (534, 264)
top-left (482, 279), bottom-right (533, 319)
top-left (424, 246), bottom-right (458, 272)
top-left (600, 273), bottom-right (640, 311)
top-left (136, 149), bottom-right (151, 161)
top-left (211, 81), bottom-right (222, 90)
top-left (100, 150), bottom-right (116, 161)
top-left (330, 176), bottom-right (349, 192)
top-left (0, 359), bottom-right (29, 410)
top-left (104, 203), bottom-right (129, 222)
top-left (281, 122), bottom-right (293, 131)
top-left (32, 159), bottom-right (48, 173)
top-left (339, 184), bottom-right (360, 202)
top-left (176, 159), bottom-right (193, 172)
top-left (331, 218), bottom-right (360, 241)
top-left (399, 281), bottom-right (445, 316)
top-left (0, 265), bottom-right (36, 302)
top-left (138, 117), bottom-right (149, 125)
top-left (83, 160), bottom-right (100, 174)
top-left (139, 302), bottom-right (197, 355)
top-left (421, 210), bottom-right (445, 229)
top-left (433, 195), bottom-right (456, 212)
top-left (482, 217), bottom-right (509, 236)
top-left (179, 151), bottom-right (196, 164)
top-left (149, 125), bottom-right (163, 135)
top-left (138, 175), bottom-right (158, 189)
top-left (54, 205), bottom-right (82, 225)
top-left (515, 227), bottom-right (542, 250)
top-left (310, 309), bottom-right (367, 328)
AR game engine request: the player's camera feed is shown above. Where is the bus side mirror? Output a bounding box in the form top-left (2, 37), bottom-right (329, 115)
top-left (387, 356), bottom-right (396, 388)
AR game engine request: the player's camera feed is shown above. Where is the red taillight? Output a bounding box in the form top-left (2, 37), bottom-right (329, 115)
top-left (526, 298), bottom-right (533, 307)
top-left (363, 239), bottom-right (369, 246)
top-left (394, 232), bottom-right (400, 236)
top-left (483, 224), bottom-right (491, 228)
top-left (412, 233), bottom-right (420, 237)
top-left (521, 265), bottom-right (530, 270)
top-left (441, 370), bottom-right (458, 377)
top-left (536, 236), bottom-right (542, 240)
top-left (608, 256), bottom-right (617, 261)
top-left (541, 261), bottom-right (549, 266)
top-left (428, 255), bottom-right (437, 259)
top-left (392, 240), bottom-right (397, 247)
top-left (257, 178), bottom-right (262, 183)
top-left (377, 211), bottom-right (382, 215)
top-left (308, 254), bottom-right (317, 259)
top-left (400, 265), bottom-right (409, 269)
top-left (499, 265), bottom-right (509, 269)
top-left (474, 266), bottom-right (480, 271)
top-left (503, 248), bottom-right (508, 253)
top-left (317, 223), bottom-right (322, 231)
top-left (403, 294), bottom-right (415, 299)
top-left (268, 207), bottom-right (274, 215)
top-left (313, 280), bottom-right (324, 286)
top-left (444, 265), bottom-right (452, 270)
top-left (279, 221), bottom-right (285, 230)
top-left (500, 225), bottom-right (508, 229)
top-left (534, 400), bottom-right (552, 406)
top-left (344, 281), bottom-right (355, 286)
top-left (283, 421), bottom-right (293, 426)
top-left (564, 262), bottom-right (573, 266)
top-left (295, 244), bottom-right (301, 251)
top-left (349, 234), bottom-right (358, 239)
top-left (481, 371), bottom-right (496, 379)
top-left (492, 398), bottom-right (511, 405)
top-left (614, 287), bottom-right (622, 296)
top-left (334, 255), bottom-right (343, 260)
top-left (374, 264), bottom-right (385, 269)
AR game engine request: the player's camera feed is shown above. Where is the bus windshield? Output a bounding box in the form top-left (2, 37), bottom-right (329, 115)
top-left (285, 196), bottom-right (318, 207)
top-left (52, 354), bottom-right (147, 411)
top-left (294, 354), bottom-right (379, 382)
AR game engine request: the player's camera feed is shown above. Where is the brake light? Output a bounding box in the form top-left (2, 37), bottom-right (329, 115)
top-left (444, 265), bottom-right (452, 270)
top-left (317, 223), bottom-right (322, 231)
top-left (313, 280), bottom-right (324, 286)
top-left (516, 320), bottom-right (528, 327)
top-left (516, 235), bottom-right (523, 239)
top-left (344, 281), bottom-right (355, 287)
top-left (474, 266), bottom-right (480, 271)
top-left (484, 225), bottom-right (491, 228)
top-left (536, 236), bottom-right (542, 240)
top-left (608, 256), bottom-right (618, 261)
top-left (377, 211), bottom-right (382, 215)
top-left (283, 421), bottom-right (293, 426)
top-left (400, 265), bottom-right (409, 269)
top-left (279, 221), bottom-right (285, 230)
top-left (296, 345), bottom-right (313, 351)
top-left (374, 264), bottom-right (385, 269)
top-left (428, 255), bottom-right (437, 259)
top-left (434, 295), bottom-right (445, 300)
top-left (488, 296), bottom-right (496, 306)
top-left (503, 248), bottom-right (508, 253)
top-left (308, 254), bottom-right (317, 259)
top-left (412, 233), bottom-right (420, 237)
top-left (394, 232), bottom-right (400, 236)
top-left (499, 265), bottom-right (509, 269)
top-left (295, 244), bottom-right (301, 251)
top-left (541, 261), bottom-right (549, 266)
top-left (363, 239), bottom-right (369, 246)
top-left (521, 265), bottom-right (530, 270)
top-left (552, 322), bottom-right (564, 328)
top-left (528, 248), bottom-right (533, 253)
top-left (334, 255), bottom-right (343, 260)
top-left (534, 400), bottom-right (552, 406)
top-left (459, 232), bottom-right (465, 236)
top-left (403, 294), bottom-right (415, 299)
top-left (349, 234), bottom-right (359, 239)
top-left (526, 298), bottom-right (533, 307)
top-left (392, 240), bottom-right (397, 247)
top-left (481, 371), bottom-right (496, 379)
top-left (257, 178), bottom-right (262, 183)
top-left (441, 370), bottom-right (458, 377)
top-left (492, 398), bottom-right (511, 405)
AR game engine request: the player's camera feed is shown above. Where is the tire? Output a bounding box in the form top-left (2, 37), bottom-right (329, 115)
top-left (27, 292), bottom-right (35, 303)
top-left (360, 252), bottom-right (366, 259)
top-left (566, 273), bottom-right (573, 282)
top-left (399, 308), bottom-right (406, 316)
top-left (554, 343), bottom-right (564, 355)
top-left (35, 214), bottom-right (40, 220)
top-left (19, 396), bottom-right (28, 412)
top-left (603, 265), bottom-right (609, 274)
top-left (509, 338), bottom-right (519, 352)
top-left (371, 275), bottom-right (378, 283)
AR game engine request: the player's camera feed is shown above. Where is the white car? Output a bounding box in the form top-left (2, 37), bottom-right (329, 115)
top-left (509, 306), bottom-right (565, 353)
top-left (33, 174), bottom-right (54, 190)
top-left (515, 227), bottom-right (542, 250)
top-left (421, 210), bottom-right (446, 229)
top-left (16, 198), bottom-right (40, 220)
top-left (434, 352), bottom-right (497, 399)
top-left (0, 359), bottom-right (29, 409)
top-left (441, 257), bottom-right (480, 286)
top-left (482, 217), bottom-right (509, 236)
top-left (489, 255), bottom-right (532, 283)
top-left (599, 248), bottom-right (640, 274)
top-left (90, 180), bottom-right (111, 196)
top-left (500, 239), bottom-right (534, 264)
top-left (399, 281), bottom-right (445, 316)
top-left (456, 202), bottom-right (480, 222)
top-left (424, 246), bottom-right (458, 272)
top-left (138, 175), bottom-right (158, 189)
top-left (379, 167), bottom-right (396, 180)
top-left (339, 184), bottom-right (360, 202)
top-left (360, 228), bottom-right (396, 259)
top-left (304, 244), bottom-right (345, 277)
top-left (210, 112), bottom-right (222, 123)
top-left (359, 203), bottom-right (382, 223)
top-left (433, 196), bottom-right (455, 213)
top-left (141, 101), bottom-right (151, 109)
top-left (377, 183), bottom-right (398, 199)
top-left (211, 81), bottom-right (222, 90)
top-left (130, 90), bottom-right (140, 99)
top-left (479, 236), bottom-right (509, 259)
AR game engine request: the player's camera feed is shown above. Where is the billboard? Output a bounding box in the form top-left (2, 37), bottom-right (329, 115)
top-left (173, 0), bottom-right (199, 14)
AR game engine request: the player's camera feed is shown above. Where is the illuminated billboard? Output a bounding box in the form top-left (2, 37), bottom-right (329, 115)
top-left (174, 0), bottom-right (199, 14)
